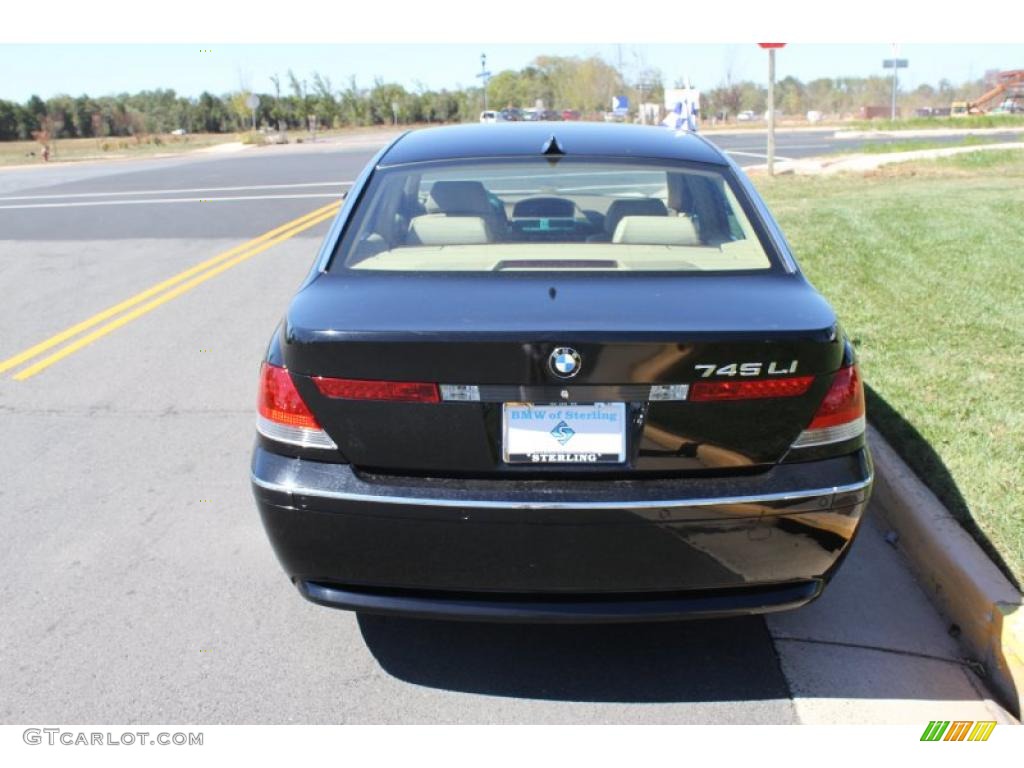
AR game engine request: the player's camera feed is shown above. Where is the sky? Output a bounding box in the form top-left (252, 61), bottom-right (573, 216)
top-left (0, 43), bottom-right (1018, 102)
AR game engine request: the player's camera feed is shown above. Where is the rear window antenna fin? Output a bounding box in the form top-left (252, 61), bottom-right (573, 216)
top-left (541, 135), bottom-right (565, 156)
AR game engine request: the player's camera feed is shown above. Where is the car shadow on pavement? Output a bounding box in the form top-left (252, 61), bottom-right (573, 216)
top-left (354, 387), bottom-right (1013, 709)
top-left (358, 614), bottom-right (789, 703)
top-left (865, 385), bottom-right (1018, 590)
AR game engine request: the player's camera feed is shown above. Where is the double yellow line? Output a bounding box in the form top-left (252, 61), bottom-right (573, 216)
top-left (0, 200), bottom-right (341, 381)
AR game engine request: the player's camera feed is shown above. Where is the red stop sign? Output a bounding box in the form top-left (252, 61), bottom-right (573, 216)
top-left (758, 43), bottom-right (786, 49)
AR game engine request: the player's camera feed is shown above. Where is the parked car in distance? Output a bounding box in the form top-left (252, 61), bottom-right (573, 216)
top-left (736, 110), bottom-right (757, 122)
top-left (251, 122), bottom-right (873, 623)
top-left (479, 110), bottom-right (505, 123)
top-left (501, 107), bottom-right (523, 122)
top-left (561, 108), bottom-right (581, 121)
top-left (170, 128), bottom-right (187, 136)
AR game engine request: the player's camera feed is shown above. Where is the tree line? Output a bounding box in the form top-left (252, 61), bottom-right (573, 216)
top-left (704, 74), bottom-right (994, 119)
top-left (0, 54), bottom-right (1001, 142)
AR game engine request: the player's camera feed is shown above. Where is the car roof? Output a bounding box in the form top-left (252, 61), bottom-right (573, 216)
top-left (378, 122), bottom-right (728, 167)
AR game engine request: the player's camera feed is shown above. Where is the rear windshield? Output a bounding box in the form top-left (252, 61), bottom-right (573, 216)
top-left (331, 158), bottom-right (775, 273)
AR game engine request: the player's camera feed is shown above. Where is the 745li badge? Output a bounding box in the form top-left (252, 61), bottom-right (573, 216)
top-left (695, 360), bottom-right (799, 377)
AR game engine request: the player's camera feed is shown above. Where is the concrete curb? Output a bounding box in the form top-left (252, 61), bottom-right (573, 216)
top-left (868, 424), bottom-right (1024, 717)
top-left (194, 141), bottom-right (248, 154)
top-left (699, 125), bottom-right (838, 136)
top-left (835, 126), bottom-right (1024, 140)
top-left (745, 142), bottom-right (1024, 176)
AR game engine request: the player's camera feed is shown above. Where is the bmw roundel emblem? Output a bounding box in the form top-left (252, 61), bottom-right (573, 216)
top-left (549, 347), bottom-right (582, 379)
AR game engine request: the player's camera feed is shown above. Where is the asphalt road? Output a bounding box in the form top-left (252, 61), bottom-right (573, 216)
top-left (0, 130), bottom-right (1013, 724)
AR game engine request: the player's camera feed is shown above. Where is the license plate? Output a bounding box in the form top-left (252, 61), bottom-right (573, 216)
top-left (502, 402), bottom-right (627, 464)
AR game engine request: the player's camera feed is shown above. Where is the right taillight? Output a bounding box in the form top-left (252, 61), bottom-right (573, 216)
top-left (690, 375), bottom-right (814, 401)
top-left (791, 364), bottom-right (866, 448)
top-left (256, 362), bottom-right (337, 449)
top-left (313, 376), bottom-right (440, 403)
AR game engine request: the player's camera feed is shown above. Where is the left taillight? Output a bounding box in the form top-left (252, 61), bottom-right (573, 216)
top-left (791, 364), bottom-right (866, 448)
top-left (256, 362), bottom-right (337, 449)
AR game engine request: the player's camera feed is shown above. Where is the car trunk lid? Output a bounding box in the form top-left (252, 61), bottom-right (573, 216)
top-left (281, 273), bottom-right (843, 474)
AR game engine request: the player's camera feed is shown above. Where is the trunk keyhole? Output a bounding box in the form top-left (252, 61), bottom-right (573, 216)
top-left (548, 286), bottom-right (557, 300)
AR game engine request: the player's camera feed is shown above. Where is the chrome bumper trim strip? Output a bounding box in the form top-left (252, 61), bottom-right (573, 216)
top-left (251, 471), bottom-right (873, 511)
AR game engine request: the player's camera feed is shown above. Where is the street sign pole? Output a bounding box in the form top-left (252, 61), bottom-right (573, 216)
top-left (477, 53), bottom-right (491, 113)
top-left (891, 65), bottom-right (897, 121)
top-left (759, 44), bottom-right (785, 176)
top-left (882, 56), bottom-right (909, 121)
top-left (245, 93), bottom-right (260, 132)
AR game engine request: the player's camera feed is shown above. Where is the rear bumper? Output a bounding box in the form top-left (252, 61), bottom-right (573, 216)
top-left (251, 446), bottom-right (872, 622)
top-left (297, 579), bottom-right (824, 623)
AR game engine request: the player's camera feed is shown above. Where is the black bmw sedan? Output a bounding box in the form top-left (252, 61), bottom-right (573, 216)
top-left (251, 122), bottom-right (872, 622)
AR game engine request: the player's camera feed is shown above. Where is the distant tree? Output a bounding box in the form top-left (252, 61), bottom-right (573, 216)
top-left (454, 86), bottom-right (481, 121)
top-left (70, 95), bottom-right (96, 137)
top-left (1, 67), bottom-right (1015, 146)
top-left (908, 83), bottom-right (938, 111)
top-left (269, 74), bottom-right (288, 129)
top-left (487, 70), bottom-right (524, 109)
top-left (0, 100), bottom-right (20, 140)
top-left (777, 76), bottom-right (805, 116)
top-left (515, 65), bottom-right (553, 109)
top-left (532, 55), bottom-right (624, 112)
top-left (194, 91), bottom-right (229, 133)
top-left (706, 83), bottom-right (742, 119)
top-left (287, 69), bottom-right (308, 126)
top-left (631, 67), bottom-right (664, 110)
top-left (368, 80), bottom-right (408, 124)
top-left (805, 78), bottom-right (837, 113)
top-left (25, 95), bottom-right (46, 126)
top-left (43, 95), bottom-right (74, 138)
top-left (310, 72), bottom-right (338, 128)
top-left (937, 78), bottom-right (955, 102)
top-left (13, 103), bottom-right (37, 139)
top-left (419, 89), bottom-right (459, 123)
top-left (229, 91), bottom-right (255, 130)
top-left (335, 76), bottom-right (365, 126)
top-left (861, 75), bottom-right (893, 108)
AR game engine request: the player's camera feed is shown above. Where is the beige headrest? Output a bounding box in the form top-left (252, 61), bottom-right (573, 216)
top-left (612, 216), bottom-right (700, 246)
top-left (425, 181), bottom-right (494, 216)
top-left (604, 198), bottom-right (668, 234)
top-left (409, 215), bottom-right (490, 246)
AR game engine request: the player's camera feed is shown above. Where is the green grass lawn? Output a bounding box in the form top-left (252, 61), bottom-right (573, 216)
top-left (754, 150), bottom-right (1024, 586)
top-left (855, 135), bottom-right (1015, 154)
